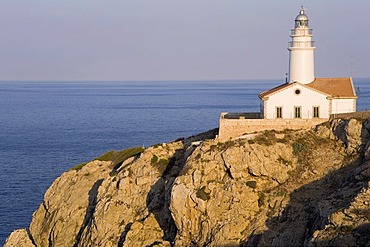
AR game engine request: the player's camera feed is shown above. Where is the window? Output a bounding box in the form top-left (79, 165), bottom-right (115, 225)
top-left (294, 106), bottom-right (301, 118)
top-left (276, 107), bottom-right (283, 118)
top-left (313, 106), bottom-right (319, 118)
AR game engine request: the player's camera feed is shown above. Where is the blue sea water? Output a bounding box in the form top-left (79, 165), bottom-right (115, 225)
top-left (0, 79), bottom-right (369, 244)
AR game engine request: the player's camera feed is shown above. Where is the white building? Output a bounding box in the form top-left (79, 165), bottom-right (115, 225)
top-left (259, 7), bottom-right (357, 119)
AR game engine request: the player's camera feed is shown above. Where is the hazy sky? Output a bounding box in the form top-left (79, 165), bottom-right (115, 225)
top-left (0, 0), bottom-right (369, 81)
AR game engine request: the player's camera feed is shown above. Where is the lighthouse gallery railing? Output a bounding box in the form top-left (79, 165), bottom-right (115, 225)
top-left (290, 29), bottom-right (313, 36)
top-left (288, 41), bottom-right (315, 48)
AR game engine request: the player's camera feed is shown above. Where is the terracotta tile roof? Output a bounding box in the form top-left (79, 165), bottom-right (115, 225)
top-left (307, 78), bottom-right (357, 98)
top-left (259, 77), bottom-right (357, 99)
top-left (259, 83), bottom-right (291, 98)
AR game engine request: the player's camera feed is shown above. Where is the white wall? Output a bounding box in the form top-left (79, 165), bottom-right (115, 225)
top-left (331, 98), bottom-right (356, 114)
top-left (264, 84), bottom-right (329, 119)
top-left (288, 29), bottom-right (315, 84)
top-left (289, 49), bottom-right (315, 84)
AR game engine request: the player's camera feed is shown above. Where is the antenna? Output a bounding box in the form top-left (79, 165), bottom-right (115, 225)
top-left (350, 61), bottom-right (355, 77)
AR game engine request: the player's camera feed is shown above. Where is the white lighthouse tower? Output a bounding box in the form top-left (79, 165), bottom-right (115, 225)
top-left (288, 7), bottom-right (315, 84)
top-left (218, 6), bottom-right (358, 140)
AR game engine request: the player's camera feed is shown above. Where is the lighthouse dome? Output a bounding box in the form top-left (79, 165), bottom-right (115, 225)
top-left (295, 8), bottom-right (309, 27)
top-left (295, 10), bottom-right (308, 21)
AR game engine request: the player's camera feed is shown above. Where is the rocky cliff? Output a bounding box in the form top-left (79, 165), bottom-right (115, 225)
top-left (5, 119), bottom-right (370, 246)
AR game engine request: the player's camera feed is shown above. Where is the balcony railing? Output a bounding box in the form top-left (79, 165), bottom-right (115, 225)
top-left (288, 41), bottom-right (315, 48)
top-left (290, 29), bottom-right (313, 36)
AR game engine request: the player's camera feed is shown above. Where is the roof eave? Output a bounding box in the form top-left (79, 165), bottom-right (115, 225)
top-left (349, 77), bottom-right (357, 96)
top-left (327, 96), bottom-right (358, 99)
top-left (259, 82), bottom-right (297, 98)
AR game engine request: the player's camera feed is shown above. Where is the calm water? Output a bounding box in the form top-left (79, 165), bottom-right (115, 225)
top-left (0, 79), bottom-right (369, 244)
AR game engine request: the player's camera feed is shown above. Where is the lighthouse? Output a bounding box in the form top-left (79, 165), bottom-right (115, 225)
top-left (258, 6), bottom-right (356, 120)
top-left (219, 6), bottom-right (358, 140)
top-left (288, 7), bottom-right (315, 84)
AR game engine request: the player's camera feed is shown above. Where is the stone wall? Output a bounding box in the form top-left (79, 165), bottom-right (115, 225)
top-left (218, 112), bottom-right (328, 141)
top-left (330, 110), bottom-right (370, 120)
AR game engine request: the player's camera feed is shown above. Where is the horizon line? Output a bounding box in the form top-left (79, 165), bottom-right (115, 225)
top-left (0, 76), bottom-right (369, 83)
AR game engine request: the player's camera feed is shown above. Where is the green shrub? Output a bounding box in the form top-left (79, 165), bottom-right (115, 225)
top-left (291, 137), bottom-right (313, 165)
top-left (70, 162), bottom-right (88, 171)
top-left (95, 150), bottom-right (115, 161)
top-left (69, 147), bottom-right (144, 172)
top-left (111, 147), bottom-right (145, 169)
top-left (151, 158), bottom-right (170, 174)
top-left (254, 131), bottom-right (276, 146)
top-left (246, 180), bottom-right (257, 189)
top-left (152, 143), bottom-right (162, 148)
top-left (109, 170), bottom-right (118, 177)
top-left (196, 186), bottom-right (210, 201)
top-left (94, 147), bottom-right (144, 168)
top-left (258, 192), bottom-right (266, 207)
top-left (292, 138), bottom-right (308, 156)
top-left (209, 145), bottom-right (217, 151)
top-left (275, 189), bottom-right (287, 197)
top-left (151, 155), bottom-right (158, 164)
top-left (216, 140), bottom-right (236, 150)
top-left (247, 139), bottom-right (255, 144)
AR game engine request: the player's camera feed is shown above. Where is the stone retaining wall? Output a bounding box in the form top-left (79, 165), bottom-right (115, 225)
top-left (218, 112), bottom-right (328, 141)
top-left (330, 110), bottom-right (370, 120)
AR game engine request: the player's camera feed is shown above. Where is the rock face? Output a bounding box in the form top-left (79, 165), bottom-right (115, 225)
top-left (5, 229), bottom-right (35, 247)
top-left (5, 120), bottom-right (370, 246)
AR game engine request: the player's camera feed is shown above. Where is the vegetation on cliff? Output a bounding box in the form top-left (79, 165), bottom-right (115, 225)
top-left (5, 120), bottom-right (370, 246)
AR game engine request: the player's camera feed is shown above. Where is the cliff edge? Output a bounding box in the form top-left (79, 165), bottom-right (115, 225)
top-left (5, 119), bottom-right (370, 246)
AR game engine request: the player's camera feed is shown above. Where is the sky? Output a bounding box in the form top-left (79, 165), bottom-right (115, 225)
top-left (0, 0), bottom-right (369, 81)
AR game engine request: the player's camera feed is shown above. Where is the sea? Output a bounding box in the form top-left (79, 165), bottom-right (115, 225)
top-left (0, 79), bottom-right (369, 244)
